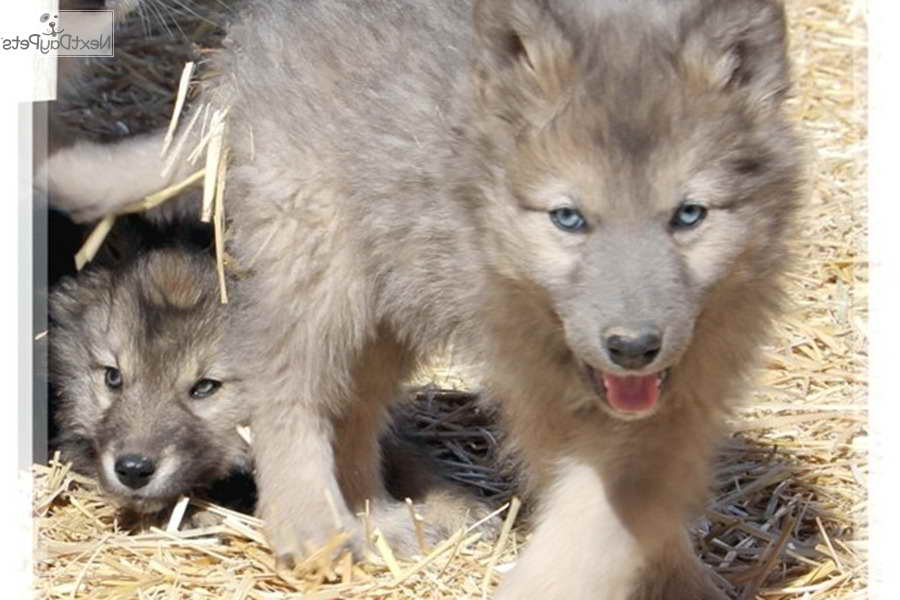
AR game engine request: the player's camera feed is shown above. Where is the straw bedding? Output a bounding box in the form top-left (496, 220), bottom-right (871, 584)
top-left (35, 0), bottom-right (868, 597)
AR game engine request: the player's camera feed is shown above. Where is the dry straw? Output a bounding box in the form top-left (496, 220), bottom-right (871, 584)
top-left (41, 0), bottom-right (868, 597)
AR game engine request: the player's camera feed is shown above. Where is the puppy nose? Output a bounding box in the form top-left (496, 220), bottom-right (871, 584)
top-left (605, 330), bottom-right (662, 370)
top-left (114, 454), bottom-right (157, 489)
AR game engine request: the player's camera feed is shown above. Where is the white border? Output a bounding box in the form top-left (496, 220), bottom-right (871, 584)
top-left (0, 57), bottom-right (35, 600)
top-left (868, 1), bottom-right (898, 598)
top-left (0, 3), bottom-right (52, 595)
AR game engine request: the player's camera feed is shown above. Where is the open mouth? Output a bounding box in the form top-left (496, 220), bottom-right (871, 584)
top-left (586, 366), bottom-right (670, 414)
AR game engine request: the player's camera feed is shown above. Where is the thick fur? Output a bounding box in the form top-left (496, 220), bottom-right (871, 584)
top-left (42, 133), bottom-right (203, 222)
top-left (44, 0), bottom-right (802, 597)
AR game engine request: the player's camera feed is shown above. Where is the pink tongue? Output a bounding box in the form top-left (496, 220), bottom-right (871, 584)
top-left (600, 373), bottom-right (660, 413)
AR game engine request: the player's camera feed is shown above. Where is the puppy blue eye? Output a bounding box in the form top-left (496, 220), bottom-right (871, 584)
top-left (671, 203), bottom-right (707, 229)
top-left (191, 379), bottom-right (222, 399)
top-left (549, 208), bottom-right (587, 232)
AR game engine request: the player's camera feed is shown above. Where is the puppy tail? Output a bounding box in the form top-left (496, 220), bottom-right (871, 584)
top-left (38, 124), bottom-right (206, 224)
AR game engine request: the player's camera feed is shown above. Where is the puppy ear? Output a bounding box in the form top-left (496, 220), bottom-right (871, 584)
top-left (48, 268), bottom-right (111, 326)
top-left (682, 0), bottom-right (791, 107)
top-left (472, 0), bottom-right (576, 124)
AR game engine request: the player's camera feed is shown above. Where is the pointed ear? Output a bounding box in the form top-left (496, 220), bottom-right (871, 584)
top-left (48, 268), bottom-right (111, 326)
top-left (48, 278), bottom-right (80, 326)
top-left (472, 0), bottom-right (576, 124)
top-left (682, 0), bottom-right (791, 107)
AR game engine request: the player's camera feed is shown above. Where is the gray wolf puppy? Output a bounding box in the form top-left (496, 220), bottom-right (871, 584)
top-left (49, 223), bottom-right (252, 514)
top-left (45, 0), bottom-right (802, 596)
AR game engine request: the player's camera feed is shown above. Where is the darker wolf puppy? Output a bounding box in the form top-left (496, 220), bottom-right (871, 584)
top-left (48, 220), bottom-right (250, 515)
top-left (44, 0), bottom-right (803, 597)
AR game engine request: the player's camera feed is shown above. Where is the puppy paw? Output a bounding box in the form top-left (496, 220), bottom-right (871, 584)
top-left (262, 509), bottom-right (366, 572)
top-left (630, 561), bottom-right (729, 600)
top-left (367, 491), bottom-right (501, 557)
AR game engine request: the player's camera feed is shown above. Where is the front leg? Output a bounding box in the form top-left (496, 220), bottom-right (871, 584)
top-left (253, 400), bottom-right (364, 567)
top-left (490, 376), bottom-right (726, 599)
top-left (629, 534), bottom-right (728, 600)
top-left (494, 459), bottom-right (646, 600)
top-left (227, 198), bottom-right (381, 566)
top-left (495, 456), bottom-right (726, 600)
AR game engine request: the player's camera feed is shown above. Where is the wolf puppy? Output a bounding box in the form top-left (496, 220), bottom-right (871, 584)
top-left (45, 0), bottom-right (802, 596)
top-left (49, 226), bottom-right (253, 514)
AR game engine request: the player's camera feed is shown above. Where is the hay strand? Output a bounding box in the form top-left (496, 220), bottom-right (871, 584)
top-left (213, 146), bottom-right (230, 303)
top-left (160, 61), bottom-right (195, 157)
top-left (74, 215), bottom-right (115, 271)
top-left (480, 496), bottom-right (521, 598)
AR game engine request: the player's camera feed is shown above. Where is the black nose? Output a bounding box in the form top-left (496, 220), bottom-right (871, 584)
top-left (114, 454), bottom-right (156, 490)
top-left (605, 330), bottom-right (662, 370)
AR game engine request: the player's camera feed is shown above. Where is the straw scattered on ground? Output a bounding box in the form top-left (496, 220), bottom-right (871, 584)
top-left (39, 0), bottom-right (868, 598)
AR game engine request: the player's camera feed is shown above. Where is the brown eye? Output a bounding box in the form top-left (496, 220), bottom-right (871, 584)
top-left (104, 367), bottom-right (123, 389)
top-left (190, 379), bottom-right (221, 399)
